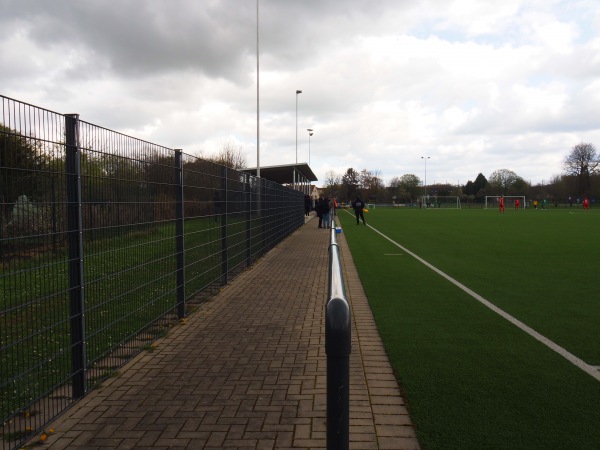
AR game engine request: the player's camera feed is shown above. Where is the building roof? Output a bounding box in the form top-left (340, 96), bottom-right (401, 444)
top-left (242, 163), bottom-right (318, 184)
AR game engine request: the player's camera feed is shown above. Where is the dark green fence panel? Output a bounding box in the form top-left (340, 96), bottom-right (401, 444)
top-left (0, 94), bottom-right (304, 450)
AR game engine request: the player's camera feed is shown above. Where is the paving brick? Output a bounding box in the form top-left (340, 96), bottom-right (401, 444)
top-left (375, 424), bottom-right (418, 438)
top-left (374, 414), bottom-right (415, 426)
top-left (378, 436), bottom-right (421, 449)
top-left (39, 216), bottom-right (420, 449)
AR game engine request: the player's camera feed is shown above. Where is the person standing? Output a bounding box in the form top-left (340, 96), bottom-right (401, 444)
top-left (583, 197), bottom-right (590, 211)
top-left (498, 195), bottom-right (505, 213)
top-left (322, 197), bottom-right (331, 229)
top-left (316, 195), bottom-right (324, 228)
top-left (352, 196), bottom-right (366, 225)
top-left (514, 198), bottom-right (520, 211)
top-left (304, 194), bottom-right (312, 217)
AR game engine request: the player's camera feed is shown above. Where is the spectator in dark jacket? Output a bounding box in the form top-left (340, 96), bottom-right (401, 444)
top-left (322, 197), bottom-right (331, 229)
top-left (304, 195), bottom-right (312, 216)
top-left (351, 196), bottom-right (366, 225)
top-left (316, 195), bottom-right (324, 228)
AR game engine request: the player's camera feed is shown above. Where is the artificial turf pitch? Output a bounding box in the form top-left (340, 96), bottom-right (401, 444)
top-left (337, 206), bottom-right (600, 450)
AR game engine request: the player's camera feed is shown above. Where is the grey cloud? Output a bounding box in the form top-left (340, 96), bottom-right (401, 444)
top-left (2, 0), bottom-right (413, 83)
top-left (3, 1), bottom-right (256, 81)
top-left (2, 0), bottom-right (599, 185)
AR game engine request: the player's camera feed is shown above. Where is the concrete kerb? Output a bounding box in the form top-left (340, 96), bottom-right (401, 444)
top-left (334, 216), bottom-right (420, 450)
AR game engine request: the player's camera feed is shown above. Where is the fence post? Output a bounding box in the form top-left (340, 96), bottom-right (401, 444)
top-left (245, 173), bottom-right (252, 266)
top-left (259, 178), bottom-right (265, 255)
top-left (65, 113), bottom-right (86, 399)
top-left (220, 165), bottom-right (228, 285)
top-left (0, 193), bottom-right (3, 263)
top-left (174, 150), bottom-right (185, 318)
top-left (326, 220), bottom-right (351, 450)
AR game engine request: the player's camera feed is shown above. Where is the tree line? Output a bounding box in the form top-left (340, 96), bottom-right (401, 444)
top-left (0, 125), bottom-right (245, 208)
top-left (320, 143), bottom-right (600, 204)
top-left (2, 122), bottom-right (597, 209)
top-left (0, 125), bottom-right (251, 239)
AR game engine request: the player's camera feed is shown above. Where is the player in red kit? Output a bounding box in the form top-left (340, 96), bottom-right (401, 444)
top-left (514, 198), bottom-right (520, 211)
top-left (583, 197), bottom-right (590, 211)
top-left (498, 195), bottom-right (505, 213)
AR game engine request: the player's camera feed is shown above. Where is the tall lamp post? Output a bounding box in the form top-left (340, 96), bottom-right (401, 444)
top-left (256, 0), bottom-right (260, 177)
top-left (296, 90), bottom-right (302, 163)
top-left (307, 128), bottom-right (313, 165)
top-left (421, 156), bottom-right (430, 207)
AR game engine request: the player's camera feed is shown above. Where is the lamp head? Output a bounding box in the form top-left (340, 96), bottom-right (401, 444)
top-left (296, 90), bottom-right (302, 94)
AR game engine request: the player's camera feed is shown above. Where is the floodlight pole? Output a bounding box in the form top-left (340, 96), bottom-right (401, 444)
top-left (421, 156), bottom-right (430, 207)
top-left (256, 0), bottom-right (260, 177)
top-left (296, 90), bottom-right (302, 164)
top-left (307, 128), bottom-right (313, 165)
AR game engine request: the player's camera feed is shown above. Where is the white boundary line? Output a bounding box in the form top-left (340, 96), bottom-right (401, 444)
top-left (366, 223), bottom-right (600, 383)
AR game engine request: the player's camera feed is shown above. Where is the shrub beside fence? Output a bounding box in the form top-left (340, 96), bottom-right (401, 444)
top-left (0, 95), bottom-right (304, 449)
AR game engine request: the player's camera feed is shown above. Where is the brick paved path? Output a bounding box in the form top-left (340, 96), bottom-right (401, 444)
top-left (41, 216), bottom-right (420, 449)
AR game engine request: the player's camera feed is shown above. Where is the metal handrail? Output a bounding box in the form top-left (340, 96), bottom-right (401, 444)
top-left (325, 218), bottom-right (351, 450)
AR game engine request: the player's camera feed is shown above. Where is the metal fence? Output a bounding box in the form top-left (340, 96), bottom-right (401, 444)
top-left (0, 95), bottom-right (304, 449)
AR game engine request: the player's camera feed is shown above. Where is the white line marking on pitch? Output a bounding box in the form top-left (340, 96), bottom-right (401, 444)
top-left (367, 224), bottom-right (600, 383)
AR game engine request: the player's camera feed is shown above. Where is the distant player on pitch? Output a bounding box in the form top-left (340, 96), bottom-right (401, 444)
top-left (352, 195), bottom-right (367, 225)
top-left (498, 195), bottom-right (505, 213)
top-left (514, 198), bottom-right (520, 211)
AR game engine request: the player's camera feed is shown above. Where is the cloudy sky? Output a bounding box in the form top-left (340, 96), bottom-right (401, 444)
top-left (2, 0), bottom-right (599, 187)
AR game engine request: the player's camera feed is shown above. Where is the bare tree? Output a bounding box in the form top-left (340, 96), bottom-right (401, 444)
top-left (359, 169), bottom-right (385, 201)
top-left (324, 170), bottom-right (341, 190)
top-left (388, 176), bottom-right (401, 188)
top-left (208, 140), bottom-right (247, 170)
top-left (564, 142), bottom-right (598, 196)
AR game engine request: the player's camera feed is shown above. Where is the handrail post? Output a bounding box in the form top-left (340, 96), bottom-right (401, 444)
top-left (326, 218), bottom-right (351, 450)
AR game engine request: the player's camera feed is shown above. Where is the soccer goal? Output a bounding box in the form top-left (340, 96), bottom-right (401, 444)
top-left (484, 196), bottom-right (526, 209)
top-left (421, 196), bottom-right (461, 209)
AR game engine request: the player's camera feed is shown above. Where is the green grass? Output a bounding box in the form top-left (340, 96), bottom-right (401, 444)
top-left (338, 207), bottom-right (600, 450)
top-left (1, 216), bottom-right (231, 420)
top-left (1, 212), bottom-right (274, 423)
